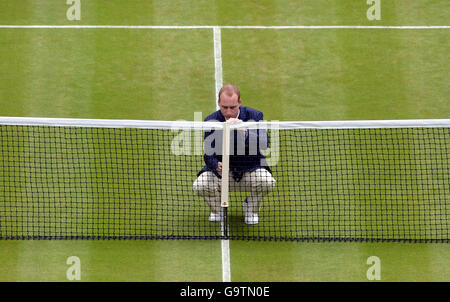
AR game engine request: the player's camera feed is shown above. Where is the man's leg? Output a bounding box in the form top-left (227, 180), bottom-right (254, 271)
top-left (238, 168), bottom-right (276, 224)
top-left (193, 171), bottom-right (222, 221)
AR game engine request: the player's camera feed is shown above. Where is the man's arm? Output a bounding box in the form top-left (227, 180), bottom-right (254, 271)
top-left (204, 129), bottom-right (218, 165)
top-left (245, 111), bottom-right (269, 151)
top-left (203, 128), bottom-right (223, 177)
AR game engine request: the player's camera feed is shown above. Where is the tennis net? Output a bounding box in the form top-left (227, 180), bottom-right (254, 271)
top-left (0, 117), bottom-right (448, 242)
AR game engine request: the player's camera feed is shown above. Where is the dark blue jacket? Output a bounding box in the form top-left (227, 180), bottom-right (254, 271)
top-left (198, 106), bottom-right (272, 182)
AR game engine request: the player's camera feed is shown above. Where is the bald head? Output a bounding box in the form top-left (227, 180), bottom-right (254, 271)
top-left (218, 84), bottom-right (241, 102)
top-left (217, 84), bottom-right (242, 120)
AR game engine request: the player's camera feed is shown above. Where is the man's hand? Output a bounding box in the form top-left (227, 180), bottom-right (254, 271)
top-left (227, 118), bottom-right (247, 136)
top-left (227, 118), bottom-right (241, 124)
top-left (217, 162), bottom-right (223, 176)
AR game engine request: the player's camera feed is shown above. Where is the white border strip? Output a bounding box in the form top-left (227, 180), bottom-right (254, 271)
top-left (0, 25), bottom-right (448, 29)
top-left (0, 116), bottom-right (223, 130)
top-left (0, 117), bottom-right (448, 129)
top-left (231, 119), bottom-right (450, 129)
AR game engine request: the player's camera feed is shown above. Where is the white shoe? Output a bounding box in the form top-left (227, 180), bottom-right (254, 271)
top-left (209, 212), bottom-right (223, 222)
top-left (243, 200), bottom-right (259, 225)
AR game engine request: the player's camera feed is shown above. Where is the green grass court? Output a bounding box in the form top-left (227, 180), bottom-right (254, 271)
top-left (0, 0), bottom-right (449, 282)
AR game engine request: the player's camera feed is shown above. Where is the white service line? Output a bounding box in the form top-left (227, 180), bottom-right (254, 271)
top-left (221, 237), bottom-right (231, 282)
top-left (219, 25), bottom-right (450, 29)
top-left (0, 25), bottom-right (212, 29)
top-left (213, 26), bottom-right (223, 111)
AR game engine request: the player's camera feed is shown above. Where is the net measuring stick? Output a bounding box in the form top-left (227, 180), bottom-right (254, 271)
top-left (220, 121), bottom-right (230, 208)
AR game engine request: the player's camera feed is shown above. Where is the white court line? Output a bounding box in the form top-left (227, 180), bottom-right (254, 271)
top-left (221, 235), bottom-right (231, 282)
top-left (213, 27), bottom-right (223, 111)
top-left (213, 26), bottom-right (231, 283)
top-left (0, 25), bottom-right (448, 29)
top-left (220, 25), bottom-right (450, 29)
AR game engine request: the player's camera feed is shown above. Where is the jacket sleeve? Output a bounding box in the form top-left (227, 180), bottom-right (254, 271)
top-left (203, 129), bottom-right (219, 171)
top-left (245, 111), bottom-right (269, 151)
top-left (203, 113), bottom-right (221, 172)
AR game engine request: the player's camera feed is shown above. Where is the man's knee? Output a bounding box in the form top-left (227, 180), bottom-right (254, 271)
top-left (192, 177), bottom-right (208, 195)
top-left (252, 169), bottom-right (276, 192)
top-left (192, 178), bottom-right (202, 195)
top-left (261, 175), bottom-right (276, 191)
top-left (193, 172), bottom-right (220, 195)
